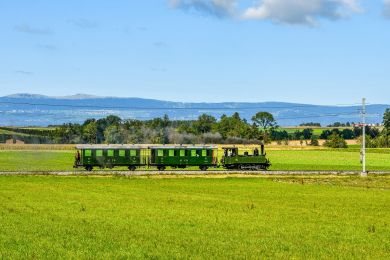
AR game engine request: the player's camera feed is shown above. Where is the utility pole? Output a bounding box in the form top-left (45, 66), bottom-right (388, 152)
top-left (361, 98), bottom-right (367, 177)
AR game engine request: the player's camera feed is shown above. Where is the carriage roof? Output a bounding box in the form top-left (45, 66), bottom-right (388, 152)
top-left (76, 145), bottom-right (143, 149)
top-left (148, 145), bottom-right (217, 149)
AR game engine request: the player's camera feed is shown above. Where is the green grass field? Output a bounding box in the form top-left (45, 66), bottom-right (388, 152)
top-left (0, 150), bottom-right (75, 171)
top-left (281, 127), bottom-right (353, 138)
top-left (0, 129), bottom-right (31, 136)
top-left (0, 148), bottom-right (389, 171)
top-left (282, 127), bottom-right (326, 136)
top-left (0, 175), bottom-right (389, 258)
top-left (269, 149), bottom-right (390, 171)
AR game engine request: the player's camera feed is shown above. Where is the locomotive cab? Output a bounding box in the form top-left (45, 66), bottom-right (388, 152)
top-left (222, 144), bottom-right (265, 158)
top-left (221, 144), bottom-right (270, 171)
top-left (223, 147), bottom-right (238, 157)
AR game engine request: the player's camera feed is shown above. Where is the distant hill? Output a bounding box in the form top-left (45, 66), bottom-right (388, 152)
top-left (0, 93), bottom-right (388, 126)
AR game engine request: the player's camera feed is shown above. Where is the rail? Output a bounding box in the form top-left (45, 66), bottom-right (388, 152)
top-left (0, 170), bottom-right (390, 176)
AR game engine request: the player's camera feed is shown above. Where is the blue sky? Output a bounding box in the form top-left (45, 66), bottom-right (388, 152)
top-left (0, 0), bottom-right (389, 104)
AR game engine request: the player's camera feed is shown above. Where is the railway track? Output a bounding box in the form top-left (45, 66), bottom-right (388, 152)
top-left (0, 170), bottom-right (390, 176)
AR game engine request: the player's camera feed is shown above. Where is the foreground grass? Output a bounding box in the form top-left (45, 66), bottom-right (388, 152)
top-left (1, 148), bottom-right (389, 171)
top-left (0, 150), bottom-right (75, 171)
top-left (268, 149), bottom-right (390, 171)
top-left (0, 175), bottom-right (389, 259)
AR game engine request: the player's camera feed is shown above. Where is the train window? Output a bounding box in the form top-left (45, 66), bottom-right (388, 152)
top-left (130, 150), bottom-right (137, 157)
top-left (191, 150), bottom-right (196, 157)
top-left (157, 150), bottom-right (164, 157)
top-left (84, 150), bottom-right (91, 157)
top-left (169, 150), bottom-right (174, 157)
top-left (180, 150), bottom-right (185, 157)
top-left (107, 150), bottom-right (114, 157)
top-left (119, 150), bottom-right (126, 157)
top-left (96, 150), bottom-right (103, 157)
top-left (202, 150), bottom-right (207, 157)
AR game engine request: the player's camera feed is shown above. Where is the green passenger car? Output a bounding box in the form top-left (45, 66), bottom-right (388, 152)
top-left (149, 146), bottom-right (218, 171)
top-left (221, 145), bottom-right (271, 170)
top-left (74, 145), bottom-right (143, 171)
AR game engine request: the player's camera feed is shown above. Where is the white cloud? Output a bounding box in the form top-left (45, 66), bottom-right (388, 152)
top-left (384, 0), bottom-right (390, 18)
top-left (169, 0), bottom-right (236, 17)
top-left (169, 0), bottom-right (363, 25)
top-left (242, 0), bottom-right (362, 25)
top-left (14, 24), bottom-right (53, 35)
top-left (70, 18), bottom-right (98, 29)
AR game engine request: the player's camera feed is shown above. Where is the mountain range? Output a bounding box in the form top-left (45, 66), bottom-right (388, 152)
top-left (0, 93), bottom-right (388, 127)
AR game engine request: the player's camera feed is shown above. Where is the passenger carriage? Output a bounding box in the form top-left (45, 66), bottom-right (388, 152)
top-left (74, 145), bottom-right (144, 171)
top-left (149, 146), bottom-right (218, 171)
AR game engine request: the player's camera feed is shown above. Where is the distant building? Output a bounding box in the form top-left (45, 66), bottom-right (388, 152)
top-left (352, 123), bottom-right (382, 128)
top-left (5, 138), bottom-right (25, 144)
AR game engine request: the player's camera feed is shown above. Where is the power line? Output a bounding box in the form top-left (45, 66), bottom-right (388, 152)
top-left (0, 101), bottom-right (381, 123)
top-left (0, 109), bottom-right (374, 120)
top-left (0, 100), bottom-right (365, 111)
top-left (276, 112), bottom-right (360, 120)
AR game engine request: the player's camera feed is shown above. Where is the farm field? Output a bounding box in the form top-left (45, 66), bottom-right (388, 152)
top-left (0, 147), bottom-right (389, 171)
top-left (0, 175), bottom-right (389, 258)
top-left (281, 126), bottom-right (352, 136)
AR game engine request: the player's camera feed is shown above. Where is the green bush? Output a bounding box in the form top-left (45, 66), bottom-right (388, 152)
top-left (323, 133), bottom-right (348, 148)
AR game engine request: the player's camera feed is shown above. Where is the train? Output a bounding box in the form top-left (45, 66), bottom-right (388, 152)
top-left (73, 144), bottom-right (271, 171)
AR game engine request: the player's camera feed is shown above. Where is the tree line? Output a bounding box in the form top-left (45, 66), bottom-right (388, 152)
top-left (50, 112), bottom-right (276, 145)
top-left (2, 109), bottom-right (390, 147)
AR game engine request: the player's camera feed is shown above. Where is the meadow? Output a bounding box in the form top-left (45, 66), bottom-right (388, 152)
top-left (0, 175), bottom-right (389, 259)
top-left (282, 126), bottom-right (327, 136)
top-left (0, 147), bottom-right (389, 171)
top-left (281, 126), bottom-right (352, 137)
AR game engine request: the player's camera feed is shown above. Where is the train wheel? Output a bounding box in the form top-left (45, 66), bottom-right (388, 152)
top-left (85, 165), bottom-right (93, 171)
top-left (260, 164), bottom-right (269, 171)
top-left (199, 165), bottom-right (208, 171)
top-left (157, 166), bottom-right (166, 171)
top-left (128, 166), bottom-right (136, 171)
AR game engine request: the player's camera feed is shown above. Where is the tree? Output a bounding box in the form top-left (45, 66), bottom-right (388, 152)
top-left (375, 109), bottom-right (390, 148)
top-left (105, 115), bottom-right (122, 126)
top-left (162, 114), bottom-right (170, 128)
top-left (104, 125), bottom-right (125, 144)
top-left (309, 136), bottom-right (319, 146)
top-left (293, 130), bottom-right (303, 140)
top-left (270, 129), bottom-right (289, 141)
top-left (302, 128), bottom-right (313, 139)
top-left (83, 121), bottom-right (97, 144)
top-left (148, 115), bottom-right (170, 129)
top-left (251, 112), bottom-right (277, 130)
top-left (299, 122), bottom-right (321, 127)
top-left (193, 114), bottom-right (216, 134)
top-left (341, 129), bottom-right (355, 140)
top-left (320, 130), bottom-right (332, 139)
top-left (320, 128), bottom-right (340, 140)
top-left (323, 133), bottom-right (348, 148)
top-left (215, 113), bottom-right (253, 140)
top-left (54, 123), bottom-right (83, 144)
top-left (299, 136), bottom-right (304, 146)
top-left (82, 118), bottom-right (96, 127)
top-left (353, 126), bottom-right (380, 138)
top-left (383, 109), bottom-right (390, 131)
top-left (96, 115), bottom-right (122, 143)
